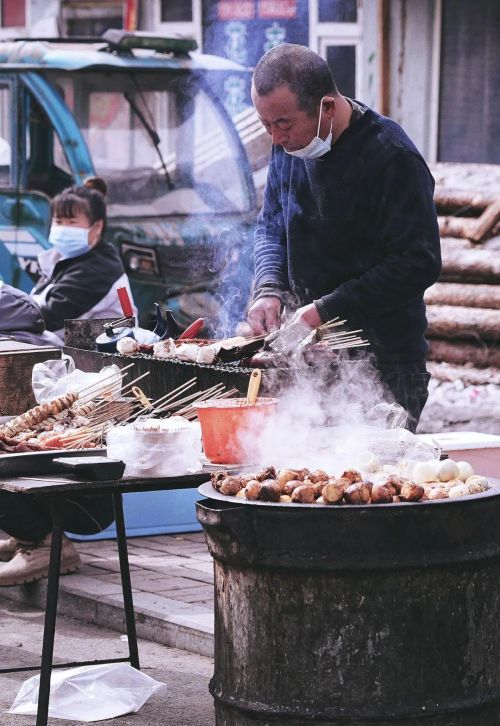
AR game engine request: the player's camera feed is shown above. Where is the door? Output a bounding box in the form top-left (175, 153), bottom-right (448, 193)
top-left (438, 0), bottom-right (500, 162)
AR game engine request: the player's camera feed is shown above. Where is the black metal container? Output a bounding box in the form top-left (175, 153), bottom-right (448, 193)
top-left (196, 492), bottom-right (500, 725)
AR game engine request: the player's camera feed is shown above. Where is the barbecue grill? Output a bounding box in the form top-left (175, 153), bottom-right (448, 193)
top-left (197, 481), bottom-right (500, 725)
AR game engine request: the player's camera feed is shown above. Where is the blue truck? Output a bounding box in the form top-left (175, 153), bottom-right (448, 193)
top-left (0, 30), bottom-right (257, 331)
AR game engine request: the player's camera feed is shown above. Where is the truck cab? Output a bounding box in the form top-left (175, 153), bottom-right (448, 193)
top-left (0, 31), bottom-right (257, 330)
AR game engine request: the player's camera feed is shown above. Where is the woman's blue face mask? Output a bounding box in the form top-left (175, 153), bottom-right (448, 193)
top-left (48, 224), bottom-right (92, 260)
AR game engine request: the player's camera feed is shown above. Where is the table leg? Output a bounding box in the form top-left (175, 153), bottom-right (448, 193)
top-left (112, 491), bottom-right (140, 669)
top-left (36, 496), bottom-right (63, 726)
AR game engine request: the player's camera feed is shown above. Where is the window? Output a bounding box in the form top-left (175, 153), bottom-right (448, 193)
top-left (0, 85), bottom-right (12, 187)
top-left (318, 0), bottom-right (357, 23)
top-left (161, 0), bottom-right (193, 22)
top-left (50, 71), bottom-right (252, 216)
top-left (326, 44), bottom-right (356, 98)
top-left (1, 0), bottom-right (26, 27)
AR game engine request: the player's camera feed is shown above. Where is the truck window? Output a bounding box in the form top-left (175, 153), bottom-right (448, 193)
top-left (0, 84), bottom-right (12, 187)
top-left (48, 71), bottom-right (252, 217)
top-left (26, 96), bottom-right (73, 197)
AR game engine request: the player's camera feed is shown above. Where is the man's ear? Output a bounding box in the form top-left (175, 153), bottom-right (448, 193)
top-left (323, 96), bottom-right (336, 119)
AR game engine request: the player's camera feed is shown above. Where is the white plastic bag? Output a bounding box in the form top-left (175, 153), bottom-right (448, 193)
top-left (9, 662), bottom-right (165, 722)
top-left (32, 356), bottom-right (123, 404)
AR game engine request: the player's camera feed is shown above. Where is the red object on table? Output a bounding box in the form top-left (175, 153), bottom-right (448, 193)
top-left (117, 287), bottom-right (134, 318)
top-left (178, 318), bottom-right (205, 340)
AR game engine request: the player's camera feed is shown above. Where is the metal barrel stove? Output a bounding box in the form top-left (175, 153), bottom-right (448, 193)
top-left (196, 489), bottom-right (500, 725)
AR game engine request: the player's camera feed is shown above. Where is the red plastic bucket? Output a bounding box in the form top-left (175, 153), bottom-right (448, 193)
top-left (195, 397), bottom-right (278, 464)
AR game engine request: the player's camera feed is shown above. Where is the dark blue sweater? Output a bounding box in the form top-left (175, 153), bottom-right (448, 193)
top-left (253, 106), bottom-right (442, 363)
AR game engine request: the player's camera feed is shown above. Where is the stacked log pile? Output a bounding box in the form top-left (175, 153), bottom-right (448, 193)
top-left (426, 163), bottom-right (500, 384)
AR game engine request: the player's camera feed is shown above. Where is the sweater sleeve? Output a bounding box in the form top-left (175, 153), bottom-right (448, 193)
top-left (39, 262), bottom-right (117, 332)
top-left (253, 151), bottom-right (289, 301)
top-left (314, 151), bottom-right (442, 323)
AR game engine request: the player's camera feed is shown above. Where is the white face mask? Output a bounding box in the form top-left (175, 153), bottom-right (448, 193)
top-left (48, 224), bottom-right (92, 260)
top-left (285, 97), bottom-right (333, 160)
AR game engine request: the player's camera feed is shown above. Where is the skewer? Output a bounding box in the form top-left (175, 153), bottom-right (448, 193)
top-left (77, 362), bottom-right (135, 397)
top-left (329, 341), bottom-right (370, 350)
top-left (154, 384), bottom-right (225, 415)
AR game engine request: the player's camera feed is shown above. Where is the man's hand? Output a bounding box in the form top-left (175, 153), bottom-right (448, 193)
top-left (288, 303), bottom-right (322, 329)
top-left (247, 296), bottom-right (282, 335)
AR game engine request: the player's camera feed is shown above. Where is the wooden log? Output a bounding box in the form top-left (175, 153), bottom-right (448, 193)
top-left (425, 283), bottom-right (500, 310)
top-left (427, 360), bottom-right (500, 385)
top-left (426, 304), bottom-right (500, 343)
top-left (428, 339), bottom-right (500, 369)
top-left (440, 247), bottom-right (500, 283)
top-left (438, 216), bottom-right (473, 239)
top-left (469, 199), bottom-right (500, 243)
top-left (434, 188), bottom-right (492, 215)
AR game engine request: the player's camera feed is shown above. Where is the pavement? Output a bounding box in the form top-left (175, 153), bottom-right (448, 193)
top-left (0, 596), bottom-right (215, 725)
top-left (0, 532), bottom-right (215, 658)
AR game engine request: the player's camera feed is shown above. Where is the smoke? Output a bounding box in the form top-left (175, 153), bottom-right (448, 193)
top-left (237, 353), bottom-right (434, 475)
top-left (208, 226), bottom-right (254, 338)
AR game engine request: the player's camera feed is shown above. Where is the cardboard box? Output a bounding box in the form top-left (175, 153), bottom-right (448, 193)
top-left (0, 339), bottom-right (61, 415)
top-left (418, 431), bottom-right (500, 478)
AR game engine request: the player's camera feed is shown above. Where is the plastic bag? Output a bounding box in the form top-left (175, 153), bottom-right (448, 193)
top-left (106, 418), bottom-right (202, 477)
top-left (32, 356), bottom-right (123, 404)
top-left (9, 662), bottom-right (165, 722)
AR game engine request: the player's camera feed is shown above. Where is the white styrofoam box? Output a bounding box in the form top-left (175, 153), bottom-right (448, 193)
top-left (418, 432), bottom-right (500, 478)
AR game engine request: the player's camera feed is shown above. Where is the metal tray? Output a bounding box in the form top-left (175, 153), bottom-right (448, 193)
top-left (197, 478), bottom-right (500, 509)
top-left (0, 448), bottom-right (107, 478)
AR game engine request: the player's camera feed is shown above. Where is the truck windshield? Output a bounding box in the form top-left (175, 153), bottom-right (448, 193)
top-left (48, 71), bottom-right (252, 217)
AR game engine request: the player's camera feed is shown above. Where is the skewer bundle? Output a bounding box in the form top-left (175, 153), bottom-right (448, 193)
top-left (317, 318), bottom-right (369, 351)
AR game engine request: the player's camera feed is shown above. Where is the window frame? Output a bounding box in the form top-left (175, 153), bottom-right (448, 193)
top-left (309, 0), bottom-right (363, 101)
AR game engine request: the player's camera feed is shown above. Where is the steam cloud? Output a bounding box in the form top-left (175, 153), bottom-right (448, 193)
top-left (238, 354), bottom-right (435, 475)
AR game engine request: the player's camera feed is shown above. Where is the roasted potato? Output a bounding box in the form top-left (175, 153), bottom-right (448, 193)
top-left (309, 469), bottom-right (329, 484)
top-left (370, 484), bottom-right (393, 504)
top-left (322, 481), bottom-right (344, 504)
top-left (245, 480), bottom-right (262, 500)
top-left (291, 484), bottom-right (316, 503)
top-left (344, 482), bottom-right (371, 505)
top-left (211, 471), bottom-right (228, 491)
top-left (259, 480), bottom-right (282, 502)
top-left (284, 479), bottom-right (303, 495)
top-left (399, 482), bottom-right (425, 502)
top-left (255, 466), bottom-right (277, 482)
top-left (277, 468), bottom-right (300, 491)
top-left (220, 476), bottom-right (244, 496)
top-left (340, 469), bottom-right (362, 484)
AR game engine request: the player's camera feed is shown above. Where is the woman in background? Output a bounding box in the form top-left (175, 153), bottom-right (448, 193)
top-left (32, 177), bottom-right (136, 345)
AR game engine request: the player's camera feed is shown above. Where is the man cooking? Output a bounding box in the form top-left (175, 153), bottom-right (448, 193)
top-left (247, 43), bottom-right (441, 432)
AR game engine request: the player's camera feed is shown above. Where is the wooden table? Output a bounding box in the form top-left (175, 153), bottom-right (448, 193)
top-left (0, 471), bottom-right (210, 726)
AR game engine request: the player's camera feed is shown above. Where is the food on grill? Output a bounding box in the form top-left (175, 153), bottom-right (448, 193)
top-left (457, 460), bottom-right (475, 481)
top-left (277, 468), bottom-right (300, 490)
top-left (284, 479), bottom-right (302, 495)
top-left (322, 481), bottom-right (345, 504)
top-left (0, 393), bottom-right (79, 438)
top-left (0, 434), bottom-right (44, 454)
top-left (220, 476), bottom-right (245, 496)
top-left (341, 469), bottom-right (363, 484)
top-left (309, 469), bottom-right (329, 484)
top-left (116, 337), bottom-right (139, 355)
top-left (209, 454), bottom-right (490, 506)
top-left (344, 482), bottom-right (372, 505)
top-left (399, 482), bottom-right (425, 502)
top-left (437, 459), bottom-right (460, 482)
top-left (260, 480), bottom-right (282, 502)
top-left (370, 484), bottom-right (393, 504)
top-left (413, 460), bottom-right (440, 484)
top-left (245, 480), bottom-right (263, 500)
top-left (291, 484), bottom-right (315, 503)
top-left (448, 483), bottom-right (471, 498)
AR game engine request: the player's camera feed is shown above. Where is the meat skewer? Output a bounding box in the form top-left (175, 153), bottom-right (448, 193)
top-left (0, 393), bottom-right (79, 438)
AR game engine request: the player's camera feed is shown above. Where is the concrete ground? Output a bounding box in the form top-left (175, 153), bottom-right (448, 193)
top-left (0, 532), bottom-right (215, 658)
top-left (0, 596), bottom-right (215, 725)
